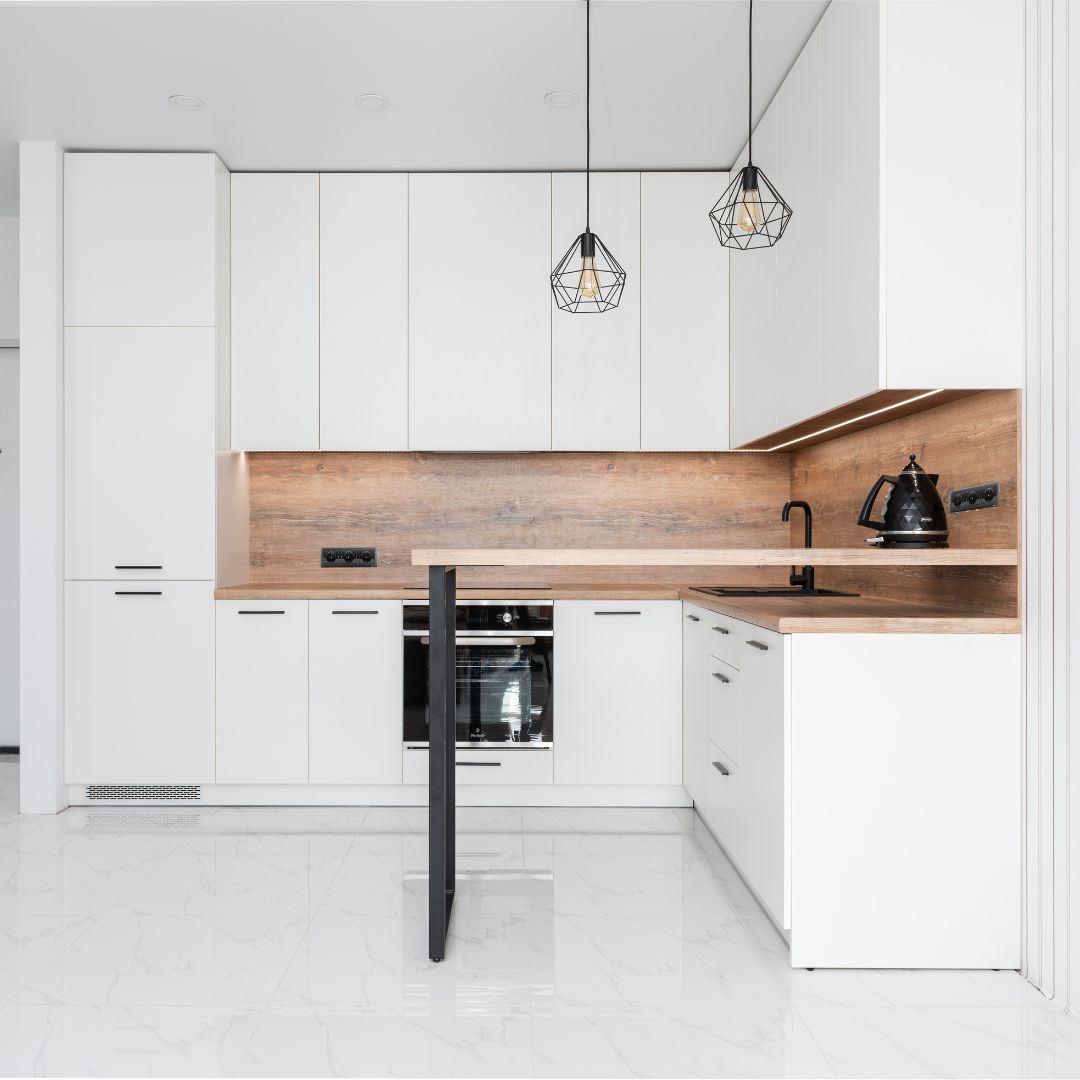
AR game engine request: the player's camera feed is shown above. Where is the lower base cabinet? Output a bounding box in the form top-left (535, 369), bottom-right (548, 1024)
top-left (65, 581), bottom-right (213, 783)
top-left (216, 600), bottom-right (309, 783)
top-left (403, 747), bottom-right (554, 785)
top-left (682, 601), bottom-right (1021, 968)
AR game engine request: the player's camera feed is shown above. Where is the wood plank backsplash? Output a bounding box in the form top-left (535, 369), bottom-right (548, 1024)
top-left (789, 390), bottom-right (1020, 615)
top-left (248, 451), bottom-right (793, 587)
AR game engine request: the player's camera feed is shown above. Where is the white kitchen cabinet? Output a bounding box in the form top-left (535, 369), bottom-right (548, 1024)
top-left (231, 173), bottom-right (320, 450)
top-left (319, 174), bottom-right (409, 451)
top-left (555, 600), bottom-right (682, 786)
top-left (728, 0), bottom-right (1023, 447)
top-left (408, 174), bottom-right (552, 451)
top-left (309, 600), bottom-right (403, 784)
top-left (641, 173), bottom-right (730, 451)
top-left (64, 153), bottom-right (224, 328)
top-left (403, 747), bottom-right (554, 786)
top-left (65, 328), bottom-right (216, 581)
top-left (65, 581), bottom-right (213, 783)
top-left (706, 655), bottom-right (740, 764)
top-left (216, 600), bottom-right (309, 783)
top-left (551, 173), bottom-right (641, 450)
top-left (681, 605), bottom-right (711, 806)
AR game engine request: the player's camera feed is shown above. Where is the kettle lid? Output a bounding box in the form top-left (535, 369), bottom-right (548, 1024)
top-left (901, 454), bottom-right (926, 474)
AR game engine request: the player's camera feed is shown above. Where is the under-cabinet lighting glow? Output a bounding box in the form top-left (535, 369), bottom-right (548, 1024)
top-left (763, 390), bottom-right (946, 452)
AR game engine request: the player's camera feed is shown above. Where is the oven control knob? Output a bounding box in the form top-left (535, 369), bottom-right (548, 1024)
top-left (500, 610), bottom-right (514, 624)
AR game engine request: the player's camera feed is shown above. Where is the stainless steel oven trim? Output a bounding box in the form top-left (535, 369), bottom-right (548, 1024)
top-left (419, 636), bottom-right (537, 646)
top-left (404, 599), bottom-right (555, 608)
top-left (404, 629), bottom-right (553, 639)
top-left (404, 744), bottom-right (553, 751)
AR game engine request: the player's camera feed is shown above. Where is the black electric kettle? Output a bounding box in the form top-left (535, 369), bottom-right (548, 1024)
top-left (856, 454), bottom-right (949, 548)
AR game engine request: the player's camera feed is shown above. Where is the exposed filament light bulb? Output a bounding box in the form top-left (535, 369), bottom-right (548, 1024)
top-left (578, 255), bottom-right (601, 299)
top-left (736, 165), bottom-right (764, 233)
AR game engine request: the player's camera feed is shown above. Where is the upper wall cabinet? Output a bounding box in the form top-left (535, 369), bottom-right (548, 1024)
top-left (551, 173), bottom-right (641, 451)
top-left (65, 153), bottom-right (225, 328)
top-left (320, 174), bottom-right (409, 451)
top-left (231, 173), bottom-right (320, 450)
top-left (641, 172), bottom-right (730, 451)
top-left (409, 174), bottom-right (552, 451)
top-left (729, 0), bottom-right (1024, 448)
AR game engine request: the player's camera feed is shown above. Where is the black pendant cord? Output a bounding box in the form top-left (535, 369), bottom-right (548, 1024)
top-left (585, 0), bottom-right (591, 234)
top-left (747, 0), bottom-right (753, 165)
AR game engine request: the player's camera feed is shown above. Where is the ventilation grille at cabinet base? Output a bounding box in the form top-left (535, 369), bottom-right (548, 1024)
top-left (84, 784), bottom-right (202, 802)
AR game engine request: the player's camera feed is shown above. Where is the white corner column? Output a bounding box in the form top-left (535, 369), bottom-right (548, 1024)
top-left (19, 142), bottom-right (66, 814)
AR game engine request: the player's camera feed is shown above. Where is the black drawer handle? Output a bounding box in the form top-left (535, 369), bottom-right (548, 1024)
top-left (747, 640), bottom-right (769, 651)
top-left (711, 672), bottom-right (730, 684)
top-left (712, 760), bottom-right (730, 776)
top-left (115, 565), bottom-right (162, 571)
top-left (457, 761), bottom-right (502, 767)
top-left (685, 614), bottom-right (700, 622)
top-left (331, 610), bottom-right (379, 615)
top-left (712, 626), bottom-right (730, 635)
top-left (115, 590), bottom-right (162, 596)
top-left (594, 611), bottom-right (641, 616)
top-left (238, 610), bottom-right (286, 615)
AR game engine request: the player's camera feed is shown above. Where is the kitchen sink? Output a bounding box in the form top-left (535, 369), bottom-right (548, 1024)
top-left (692, 586), bottom-right (860, 598)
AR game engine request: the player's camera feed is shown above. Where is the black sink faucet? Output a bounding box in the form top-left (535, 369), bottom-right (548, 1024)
top-left (781, 500), bottom-right (815, 593)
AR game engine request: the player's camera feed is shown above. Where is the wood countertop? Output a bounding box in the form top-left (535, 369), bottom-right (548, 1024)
top-left (213, 583), bottom-right (1019, 633)
top-left (409, 547), bottom-right (1019, 567)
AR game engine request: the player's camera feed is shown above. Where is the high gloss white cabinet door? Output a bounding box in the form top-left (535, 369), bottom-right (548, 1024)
top-left (309, 601), bottom-right (403, 784)
top-left (681, 605), bottom-right (710, 806)
top-left (65, 582), bottom-right (213, 783)
top-left (231, 173), bottom-right (319, 450)
top-left (65, 328), bottom-right (215, 580)
top-left (320, 175), bottom-right (409, 450)
top-left (409, 174), bottom-right (551, 450)
top-left (64, 153), bottom-right (218, 327)
top-left (555, 601), bottom-right (682, 785)
top-left (641, 173), bottom-right (729, 450)
top-left (216, 601), bottom-right (309, 783)
top-left (551, 173), bottom-right (640, 450)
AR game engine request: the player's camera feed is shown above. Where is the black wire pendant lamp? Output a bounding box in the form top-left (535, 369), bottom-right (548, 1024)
top-left (551, 0), bottom-right (626, 313)
top-left (710, 0), bottom-right (792, 250)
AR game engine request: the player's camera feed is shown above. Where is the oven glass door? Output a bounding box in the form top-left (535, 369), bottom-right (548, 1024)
top-left (403, 637), bottom-right (553, 746)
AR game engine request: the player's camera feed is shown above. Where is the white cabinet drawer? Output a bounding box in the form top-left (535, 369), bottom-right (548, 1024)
top-left (704, 613), bottom-right (742, 669)
top-left (706, 656), bottom-right (740, 763)
top-left (65, 581), bottom-right (213, 783)
top-left (65, 327), bottom-right (215, 580)
top-left (309, 600), bottom-right (402, 784)
top-left (216, 600), bottom-right (309, 783)
top-left (402, 748), bottom-right (554, 786)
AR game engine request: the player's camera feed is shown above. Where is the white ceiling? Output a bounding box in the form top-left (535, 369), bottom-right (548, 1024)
top-left (0, 0), bottom-right (830, 216)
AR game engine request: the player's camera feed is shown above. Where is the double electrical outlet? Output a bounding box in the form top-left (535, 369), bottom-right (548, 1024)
top-left (321, 547), bottom-right (378, 568)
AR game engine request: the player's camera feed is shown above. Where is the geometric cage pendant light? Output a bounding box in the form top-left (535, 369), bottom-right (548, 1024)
top-left (710, 0), bottom-right (792, 250)
top-left (551, 0), bottom-right (626, 312)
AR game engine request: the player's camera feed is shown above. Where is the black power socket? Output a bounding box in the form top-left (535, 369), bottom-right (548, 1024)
top-left (321, 547), bottom-right (378, 568)
top-left (948, 482), bottom-right (1000, 513)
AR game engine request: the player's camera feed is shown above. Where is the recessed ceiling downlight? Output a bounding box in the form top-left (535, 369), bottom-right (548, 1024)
top-left (168, 94), bottom-right (206, 111)
top-left (354, 93), bottom-right (391, 112)
top-left (544, 90), bottom-right (579, 108)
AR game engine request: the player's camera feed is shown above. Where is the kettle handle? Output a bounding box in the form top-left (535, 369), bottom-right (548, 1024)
top-left (857, 475), bottom-right (897, 531)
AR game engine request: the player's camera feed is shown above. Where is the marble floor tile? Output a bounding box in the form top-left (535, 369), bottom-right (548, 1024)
top-left (0, 915), bottom-right (97, 1008)
top-left (236, 1006), bottom-right (535, 1078)
top-left (0, 1003), bottom-right (263, 1077)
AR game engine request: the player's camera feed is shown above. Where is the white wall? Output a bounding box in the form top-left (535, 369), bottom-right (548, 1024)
top-left (0, 218), bottom-right (17, 345)
top-left (0, 349), bottom-right (16, 747)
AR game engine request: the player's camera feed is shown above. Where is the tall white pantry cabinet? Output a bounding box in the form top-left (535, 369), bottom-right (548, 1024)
top-left (62, 153), bottom-right (236, 785)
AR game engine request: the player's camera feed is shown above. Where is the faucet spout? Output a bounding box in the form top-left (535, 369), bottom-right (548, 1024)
top-left (781, 501), bottom-right (814, 591)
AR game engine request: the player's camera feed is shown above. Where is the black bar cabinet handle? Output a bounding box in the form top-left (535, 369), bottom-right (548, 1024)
top-left (238, 610), bottom-right (286, 615)
top-left (685, 614), bottom-right (700, 622)
top-left (114, 565), bottom-right (162, 570)
top-left (712, 672), bottom-right (730, 683)
top-left (747, 640), bottom-right (770, 651)
top-left (594, 611), bottom-right (641, 616)
top-left (712, 626), bottom-right (730, 635)
top-left (331, 610), bottom-right (379, 615)
top-left (712, 760), bottom-right (730, 776)
top-left (114, 590), bottom-right (162, 596)
top-left (457, 761), bottom-right (502, 767)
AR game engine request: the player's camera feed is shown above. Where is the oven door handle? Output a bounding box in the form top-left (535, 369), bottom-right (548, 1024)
top-left (419, 636), bottom-right (537, 646)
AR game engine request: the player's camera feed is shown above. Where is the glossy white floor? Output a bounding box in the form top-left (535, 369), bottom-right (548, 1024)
top-left (0, 761), bottom-right (1077, 1078)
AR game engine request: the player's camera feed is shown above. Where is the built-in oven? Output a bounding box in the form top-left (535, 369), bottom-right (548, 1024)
top-left (403, 601), bottom-right (554, 748)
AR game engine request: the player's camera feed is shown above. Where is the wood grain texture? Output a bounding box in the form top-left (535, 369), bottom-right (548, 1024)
top-left (679, 590), bottom-right (1019, 634)
top-left (411, 547), bottom-right (1017, 567)
top-left (247, 452), bottom-right (793, 587)
top-left (789, 390), bottom-right (1020, 616)
top-left (734, 389), bottom-right (980, 451)
top-left (215, 584), bottom-right (684, 600)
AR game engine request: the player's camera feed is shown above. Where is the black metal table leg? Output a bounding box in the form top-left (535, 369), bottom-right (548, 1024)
top-left (428, 564), bottom-right (456, 961)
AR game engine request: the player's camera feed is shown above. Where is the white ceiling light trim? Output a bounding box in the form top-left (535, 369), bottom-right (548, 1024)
top-left (354, 93), bottom-right (391, 112)
top-left (167, 94), bottom-right (206, 111)
top-left (544, 90), bottom-right (579, 108)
